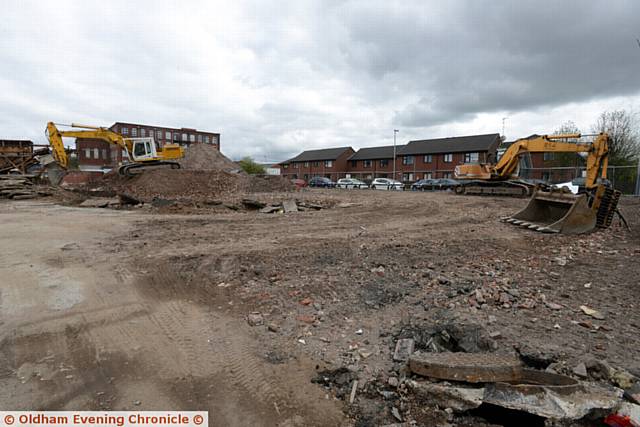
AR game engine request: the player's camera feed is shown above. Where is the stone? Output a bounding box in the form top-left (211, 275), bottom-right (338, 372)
top-left (573, 362), bottom-right (588, 379)
top-left (545, 302), bottom-right (563, 310)
top-left (388, 377), bottom-right (399, 387)
top-left (267, 323), bottom-right (280, 333)
top-left (247, 312), bottom-right (264, 326)
top-left (580, 305), bottom-right (605, 320)
top-left (260, 206), bottom-right (281, 214)
top-left (79, 197), bottom-right (120, 208)
top-left (391, 407), bottom-right (402, 422)
top-left (393, 338), bottom-right (415, 362)
top-left (282, 200), bottom-right (298, 213)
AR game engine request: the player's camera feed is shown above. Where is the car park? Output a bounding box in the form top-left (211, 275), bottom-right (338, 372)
top-left (308, 176), bottom-right (336, 188)
top-left (370, 178), bottom-right (404, 190)
top-left (412, 178), bottom-right (460, 191)
top-left (336, 178), bottom-right (369, 189)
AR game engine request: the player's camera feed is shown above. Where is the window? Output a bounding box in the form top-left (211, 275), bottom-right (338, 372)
top-left (442, 172), bottom-right (453, 179)
top-left (165, 131), bottom-right (171, 140)
top-left (424, 154), bottom-right (432, 163)
top-left (190, 134), bottom-right (195, 142)
top-left (182, 133), bottom-right (187, 142)
top-left (303, 161), bottom-right (309, 167)
top-left (102, 149), bottom-right (107, 160)
top-left (424, 172), bottom-right (432, 179)
top-left (134, 142), bottom-right (146, 156)
top-left (363, 160), bottom-right (372, 168)
top-left (141, 128), bottom-right (146, 137)
top-left (122, 127), bottom-right (129, 135)
top-left (131, 128), bottom-right (138, 137)
top-left (402, 156), bottom-right (414, 165)
top-left (443, 153), bottom-right (453, 163)
top-left (94, 148), bottom-right (99, 158)
top-left (197, 135), bottom-right (202, 143)
top-left (350, 160), bottom-right (357, 167)
top-left (173, 133), bottom-right (179, 141)
top-left (293, 162), bottom-right (299, 168)
top-left (283, 164), bottom-right (288, 169)
top-left (157, 130), bottom-right (162, 140)
top-left (543, 152), bottom-right (554, 161)
top-left (85, 148), bottom-right (91, 158)
top-left (464, 152), bottom-right (479, 163)
top-left (324, 160), bottom-right (333, 167)
top-left (312, 161), bottom-right (319, 167)
top-left (380, 159), bottom-right (389, 167)
top-left (304, 174), bottom-right (309, 180)
top-left (205, 136), bottom-right (210, 143)
top-left (403, 173), bottom-right (414, 182)
top-left (542, 171), bottom-right (551, 181)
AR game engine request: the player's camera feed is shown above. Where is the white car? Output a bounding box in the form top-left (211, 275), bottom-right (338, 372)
top-left (336, 178), bottom-right (369, 189)
top-left (371, 178), bottom-right (404, 190)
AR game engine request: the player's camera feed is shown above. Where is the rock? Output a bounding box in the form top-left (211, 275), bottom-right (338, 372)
top-left (282, 200), bottom-right (298, 213)
top-left (241, 198), bottom-right (266, 209)
top-left (407, 381), bottom-right (484, 412)
top-left (573, 362), bottom-right (588, 379)
top-left (554, 256), bottom-right (568, 266)
top-left (611, 368), bottom-right (637, 390)
top-left (545, 302), bottom-right (563, 310)
top-left (626, 382), bottom-right (640, 405)
top-left (133, 400), bottom-right (141, 406)
top-left (489, 331), bottom-right (502, 339)
top-left (580, 305), bottom-right (605, 320)
top-left (247, 312), bottom-right (264, 326)
top-left (393, 338), bottom-right (415, 362)
top-left (260, 205), bottom-right (281, 214)
top-left (475, 289), bottom-right (486, 304)
top-left (355, 329), bottom-right (363, 335)
top-left (388, 377), bottom-right (399, 387)
top-left (267, 323), bottom-right (280, 333)
top-left (488, 315), bottom-right (497, 324)
top-left (79, 197), bottom-right (120, 208)
top-left (391, 407), bottom-right (402, 422)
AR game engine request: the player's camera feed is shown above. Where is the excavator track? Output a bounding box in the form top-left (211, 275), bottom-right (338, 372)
top-left (118, 161), bottom-right (181, 177)
top-left (455, 180), bottom-right (533, 197)
top-left (595, 187), bottom-right (621, 228)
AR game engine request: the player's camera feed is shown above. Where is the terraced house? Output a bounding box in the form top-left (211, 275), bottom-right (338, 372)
top-left (279, 147), bottom-right (355, 181)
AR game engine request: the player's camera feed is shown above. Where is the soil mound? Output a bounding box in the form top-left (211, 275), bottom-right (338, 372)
top-left (178, 143), bottom-right (241, 172)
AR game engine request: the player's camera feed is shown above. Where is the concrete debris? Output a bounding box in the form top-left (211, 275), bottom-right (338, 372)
top-left (393, 338), bottom-right (415, 362)
top-left (241, 198), bottom-right (267, 209)
top-left (573, 362), bottom-right (588, 379)
top-left (283, 200), bottom-right (298, 213)
top-left (483, 370), bottom-right (623, 420)
top-left (580, 305), bottom-right (606, 320)
top-left (247, 312), bottom-right (264, 326)
top-left (408, 351), bottom-right (522, 383)
top-left (79, 197), bottom-right (120, 208)
top-left (391, 407), bottom-right (402, 422)
top-left (260, 205), bottom-right (282, 214)
top-left (349, 380), bottom-right (358, 404)
top-left (0, 175), bottom-right (51, 199)
top-left (407, 380), bottom-right (484, 412)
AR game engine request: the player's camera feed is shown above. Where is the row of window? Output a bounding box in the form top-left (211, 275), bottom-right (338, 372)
top-left (289, 171), bottom-right (454, 181)
top-left (83, 148), bottom-right (129, 160)
top-left (350, 152), bottom-right (479, 168)
top-left (118, 127), bottom-right (217, 144)
top-left (291, 160), bottom-right (333, 168)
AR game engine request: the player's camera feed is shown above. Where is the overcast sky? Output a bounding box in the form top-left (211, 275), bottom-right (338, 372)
top-left (1, 1), bottom-right (639, 161)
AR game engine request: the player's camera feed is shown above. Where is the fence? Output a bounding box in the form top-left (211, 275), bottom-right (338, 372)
top-left (519, 163), bottom-right (640, 195)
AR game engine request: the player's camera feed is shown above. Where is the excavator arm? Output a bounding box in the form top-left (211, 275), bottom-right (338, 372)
top-left (46, 122), bottom-right (132, 169)
top-left (493, 133), bottom-right (610, 188)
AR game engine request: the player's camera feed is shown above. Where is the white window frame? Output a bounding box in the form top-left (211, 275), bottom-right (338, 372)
top-left (182, 133), bottom-right (187, 142)
top-left (424, 154), bottom-right (432, 163)
top-left (363, 160), bottom-right (372, 168)
top-left (204, 136), bottom-right (210, 143)
top-left (131, 128), bottom-right (138, 137)
top-left (402, 155), bottom-right (414, 165)
top-left (102, 149), bottom-right (107, 160)
top-left (425, 172), bottom-right (432, 179)
top-left (141, 128), bottom-right (146, 137)
top-left (189, 134), bottom-right (195, 142)
top-left (197, 135), bottom-right (202, 143)
top-left (165, 131), bottom-right (171, 140)
top-left (122, 127), bottom-right (129, 135)
top-left (85, 148), bottom-right (91, 158)
top-left (443, 153), bottom-right (453, 163)
top-left (156, 130), bottom-right (162, 139)
top-left (464, 152), bottom-right (479, 163)
top-left (324, 160), bottom-right (333, 167)
top-left (94, 148), bottom-right (99, 158)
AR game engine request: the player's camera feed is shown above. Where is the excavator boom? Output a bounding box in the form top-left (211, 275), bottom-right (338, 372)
top-left (45, 122), bottom-right (184, 176)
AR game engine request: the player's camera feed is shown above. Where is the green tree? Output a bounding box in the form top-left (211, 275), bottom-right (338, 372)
top-left (238, 156), bottom-right (266, 175)
top-left (591, 109), bottom-right (640, 165)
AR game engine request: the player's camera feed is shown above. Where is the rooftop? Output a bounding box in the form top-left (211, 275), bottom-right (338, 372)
top-left (398, 133), bottom-right (501, 155)
top-left (285, 146), bottom-right (354, 162)
top-left (348, 144), bottom-right (406, 161)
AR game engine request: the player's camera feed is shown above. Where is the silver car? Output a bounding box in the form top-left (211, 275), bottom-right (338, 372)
top-left (371, 178), bottom-right (404, 190)
top-left (336, 178), bottom-right (369, 189)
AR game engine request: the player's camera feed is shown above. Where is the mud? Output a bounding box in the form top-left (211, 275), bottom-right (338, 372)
top-left (1, 192), bottom-right (639, 426)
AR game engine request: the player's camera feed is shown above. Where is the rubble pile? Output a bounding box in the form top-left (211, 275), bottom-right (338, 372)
top-left (0, 175), bottom-right (51, 200)
top-left (177, 142), bottom-right (241, 172)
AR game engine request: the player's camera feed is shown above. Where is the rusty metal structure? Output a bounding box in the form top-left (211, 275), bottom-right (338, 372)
top-left (0, 140), bottom-right (48, 174)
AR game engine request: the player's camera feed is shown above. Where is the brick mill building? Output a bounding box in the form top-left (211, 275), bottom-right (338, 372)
top-left (279, 147), bottom-right (355, 180)
top-left (76, 122), bottom-right (220, 172)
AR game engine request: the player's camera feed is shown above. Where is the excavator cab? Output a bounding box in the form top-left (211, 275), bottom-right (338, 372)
top-left (130, 138), bottom-right (158, 161)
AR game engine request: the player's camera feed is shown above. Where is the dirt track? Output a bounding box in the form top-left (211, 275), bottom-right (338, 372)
top-left (1, 191), bottom-right (639, 426)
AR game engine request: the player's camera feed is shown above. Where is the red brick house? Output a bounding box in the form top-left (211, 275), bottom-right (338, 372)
top-left (279, 147), bottom-right (355, 180)
top-left (76, 122), bottom-right (220, 172)
top-left (394, 133), bottom-right (502, 182)
top-left (346, 145), bottom-right (405, 180)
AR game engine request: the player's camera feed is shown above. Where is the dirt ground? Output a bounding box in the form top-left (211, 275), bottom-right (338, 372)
top-left (0, 190), bottom-right (638, 426)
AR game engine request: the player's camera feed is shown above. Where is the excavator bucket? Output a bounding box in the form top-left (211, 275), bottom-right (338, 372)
top-left (502, 188), bottom-right (597, 234)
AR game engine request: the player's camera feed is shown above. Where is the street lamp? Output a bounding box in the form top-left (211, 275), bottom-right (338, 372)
top-left (393, 129), bottom-right (399, 181)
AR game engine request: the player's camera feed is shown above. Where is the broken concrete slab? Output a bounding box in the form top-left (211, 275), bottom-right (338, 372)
top-left (260, 205), bottom-right (282, 214)
top-left (483, 369), bottom-right (623, 420)
top-left (580, 305), bottom-right (605, 320)
top-left (247, 312), bottom-right (264, 326)
top-left (393, 338), bottom-right (415, 362)
top-left (283, 200), bottom-right (298, 213)
top-left (242, 198), bottom-right (267, 209)
top-left (407, 380), bottom-right (484, 412)
top-left (79, 197), bottom-right (120, 208)
top-left (409, 352), bottom-right (522, 383)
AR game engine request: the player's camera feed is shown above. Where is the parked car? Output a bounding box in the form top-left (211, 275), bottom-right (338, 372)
top-left (308, 176), bottom-right (336, 188)
top-left (412, 178), bottom-right (460, 191)
top-left (291, 178), bottom-right (307, 188)
top-left (336, 178), bottom-right (369, 189)
top-left (370, 178), bottom-right (404, 190)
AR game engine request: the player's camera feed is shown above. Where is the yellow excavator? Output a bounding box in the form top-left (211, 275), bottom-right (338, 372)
top-left (454, 133), bottom-right (621, 234)
top-left (46, 122), bottom-right (184, 176)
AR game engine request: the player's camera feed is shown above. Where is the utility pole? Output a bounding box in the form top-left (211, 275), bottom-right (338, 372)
top-left (393, 129), bottom-right (399, 181)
